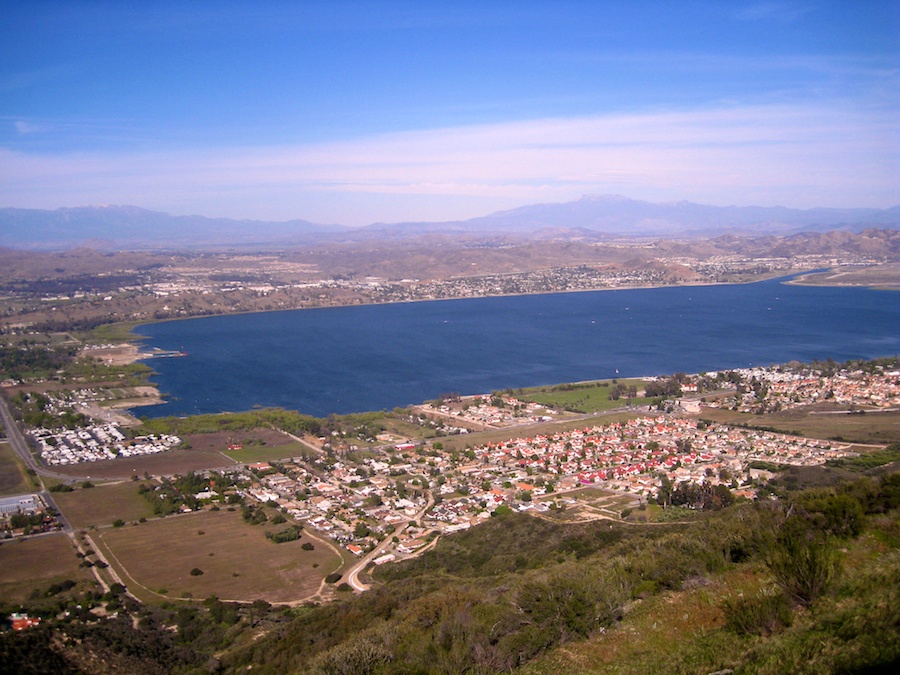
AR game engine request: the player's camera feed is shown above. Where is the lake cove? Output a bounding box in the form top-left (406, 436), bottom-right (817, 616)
top-left (137, 277), bottom-right (900, 418)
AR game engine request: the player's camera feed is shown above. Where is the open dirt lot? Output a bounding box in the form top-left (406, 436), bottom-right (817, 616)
top-left (95, 508), bottom-right (346, 604)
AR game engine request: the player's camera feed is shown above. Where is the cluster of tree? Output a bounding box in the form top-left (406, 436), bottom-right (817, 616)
top-left (29, 314), bottom-right (121, 334)
top-left (0, 273), bottom-right (146, 295)
top-left (242, 504), bottom-right (269, 525)
top-left (608, 382), bottom-right (638, 401)
top-left (643, 374), bottom-right (685, 398)
top-left (656, 477), bottom-right (735, 510)
top-left (0, 343), bottom-right (78, 379)
top-left (139, 407), bottom-right (322, 438)
top-left (9, 391), bottom-right (89, 430)
top-left (137, 472), bottom-right (224, 516)
top-left (265, 525), bottom-right (302, 544)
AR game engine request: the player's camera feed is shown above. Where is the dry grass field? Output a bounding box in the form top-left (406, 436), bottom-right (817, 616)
top-left (698, 407), bottom-right (900, 445)
top-left (50, 446), bottom-right (237, 481)
top-left (51, 481), bottom-right (155, 529)
top-left (0, 534), bottom-right (95, 605)
top-left (0, 441), bottom-right (32, 497)
top-left (95, 508), bottom-right (346, 604)
top-left (792, 263), bottom-right (900, 290)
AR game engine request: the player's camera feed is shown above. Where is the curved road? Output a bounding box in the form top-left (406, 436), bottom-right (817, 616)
top-left (346, 493), bottom-right (434, 592)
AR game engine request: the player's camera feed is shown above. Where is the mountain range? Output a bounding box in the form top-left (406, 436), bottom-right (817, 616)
top-left (1, 195), bottom-right (898, 249)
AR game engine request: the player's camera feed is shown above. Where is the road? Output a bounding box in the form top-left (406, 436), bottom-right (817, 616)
top-left (345, 492), bottom-right (435, 592)
top-left (0, 393), bottom-right (75, 531)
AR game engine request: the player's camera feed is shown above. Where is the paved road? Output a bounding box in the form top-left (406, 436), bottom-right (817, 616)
top-left (1, 394), bottom-right (75, 531)
top-left (0, 393), bottom-right (39, 473)
top-left (346, 493), bottom-right (435, 592)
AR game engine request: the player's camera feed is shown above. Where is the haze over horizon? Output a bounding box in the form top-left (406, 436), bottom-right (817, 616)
top-left (2, 1), bottom-right (898, 228)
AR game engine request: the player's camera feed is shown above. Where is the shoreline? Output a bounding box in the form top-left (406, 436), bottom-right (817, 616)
top-left (125, 267), bottom-right (824, 344)
top-left (85, 269), bottom-right (897, 421)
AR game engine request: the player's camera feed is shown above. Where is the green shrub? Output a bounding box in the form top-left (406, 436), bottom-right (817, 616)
top-left (723, 586), bottom-right (793, 635)
top-left (765, 516), bottom-right (840, 606)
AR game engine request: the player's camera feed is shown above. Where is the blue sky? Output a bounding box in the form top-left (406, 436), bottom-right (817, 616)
top-left (1, 1), bottom-right (898, 226)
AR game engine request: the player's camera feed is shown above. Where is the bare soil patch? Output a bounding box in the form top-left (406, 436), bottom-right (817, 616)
top-left (82, 344), bottom-right (141, 366)
top-left (185, 428), bottom-right (297, 452)
top-left (96, 509), bottom-right (343, 604)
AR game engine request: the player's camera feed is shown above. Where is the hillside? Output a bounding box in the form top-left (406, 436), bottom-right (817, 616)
top-left (5, 463), bottom-right (894, 674)
top-left (2, 197), bottom-right (898, 249)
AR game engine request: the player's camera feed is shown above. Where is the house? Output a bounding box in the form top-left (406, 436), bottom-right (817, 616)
top-left (10, 613), bottom-right (41, 631)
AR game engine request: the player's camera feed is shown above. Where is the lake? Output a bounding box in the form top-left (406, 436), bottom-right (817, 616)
top-left (137, 277), bottom-right (899, 418)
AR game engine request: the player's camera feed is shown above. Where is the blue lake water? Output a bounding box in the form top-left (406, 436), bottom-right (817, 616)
top-left (136, 277), bottom-right (899, 418)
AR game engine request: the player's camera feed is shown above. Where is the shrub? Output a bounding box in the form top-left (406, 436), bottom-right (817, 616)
top-left (189, 568), bottom-right (204, 576)
top-left (266, 526), bottom-right (302, 544)
top-left (723, 586), bottom-right (793, 635)
top-left (765, 516), bottom-right (839, 606)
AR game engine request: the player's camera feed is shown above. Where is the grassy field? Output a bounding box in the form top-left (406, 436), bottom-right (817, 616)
top-left (0, 534), bottom-right (96, 605)
top-left (51, 480), bottom-right (155, 529)
top-left (517, 378), bottom-right (654, 413)
top-left (222, 442), bottom-right (310, 463)
top-left (0, 441), bottom-right (32, 497)
top-left (95, 508), bottom-right (346, 604)
top-left (698, 406), bottom-right (900, 445)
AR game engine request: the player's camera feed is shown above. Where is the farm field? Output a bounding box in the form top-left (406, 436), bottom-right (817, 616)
top-left (95, 508), bottom-right (347, 604)
top-left (0, 441), bottom-right (31, 497)
top-left (0, 534), bottom-right (95, 605)
top-left (51, 481), bottom-right (155, 529)
top-left (697, 406), bottom-right (900, 445)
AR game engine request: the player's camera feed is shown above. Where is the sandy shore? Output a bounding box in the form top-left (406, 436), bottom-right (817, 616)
top-left (84, 343), bottom-right (143, 366)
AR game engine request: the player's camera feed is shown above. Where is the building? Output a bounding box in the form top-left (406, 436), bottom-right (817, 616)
top-left (0, 494), bottom-right (40, 516)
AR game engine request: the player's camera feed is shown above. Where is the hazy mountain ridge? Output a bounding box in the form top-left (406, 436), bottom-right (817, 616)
top-left (1, 196), bottom-right (898, 249)
top-left (0, 205), bottom-right (347, 249)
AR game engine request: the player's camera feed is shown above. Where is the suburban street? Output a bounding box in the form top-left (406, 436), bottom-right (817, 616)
top-left (346, 493), bottom-right (435, 592)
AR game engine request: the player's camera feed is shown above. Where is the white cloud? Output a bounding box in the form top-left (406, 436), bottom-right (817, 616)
top-left (14, 120), bottom-right (49, 134)
top-left (1, 103), bottom-right (897, 225)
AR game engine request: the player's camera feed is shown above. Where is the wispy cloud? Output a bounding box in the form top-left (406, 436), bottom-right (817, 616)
top-left (14, 120), bottom-right (50, 135)
top-left (1, 103), bottom-right (897, 225)
top-left (735, 2), bottom-right (816, 23)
